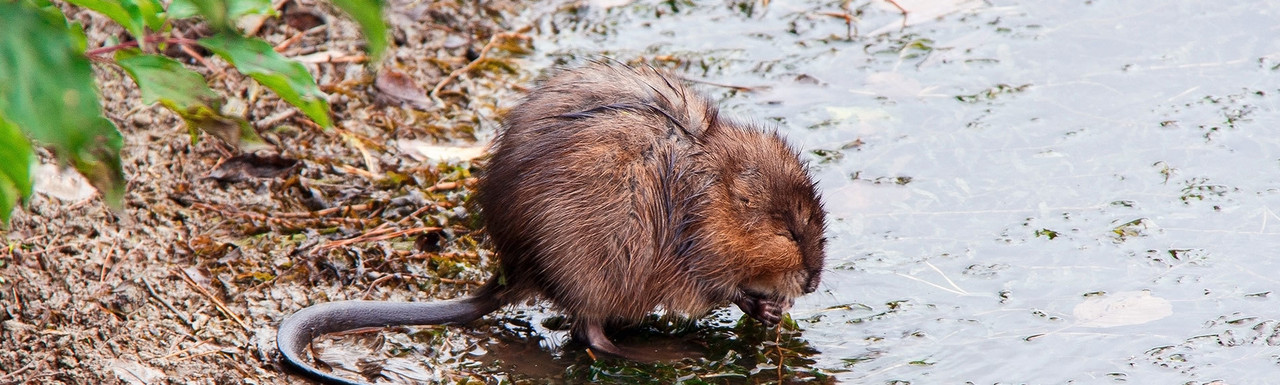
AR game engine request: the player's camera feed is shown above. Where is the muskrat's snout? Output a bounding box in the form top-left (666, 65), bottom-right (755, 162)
top-left (804, 271), bottom-right (821, 294)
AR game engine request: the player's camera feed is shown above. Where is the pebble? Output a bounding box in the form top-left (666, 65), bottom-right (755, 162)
top-left (131, 113), bottom-right (152, 126)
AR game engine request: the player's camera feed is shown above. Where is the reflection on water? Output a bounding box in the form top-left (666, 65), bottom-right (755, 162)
top-left (507, 0), bottom-right (1280, 383)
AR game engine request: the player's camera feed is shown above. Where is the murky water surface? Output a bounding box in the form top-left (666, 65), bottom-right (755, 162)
top-left (510, 0), bottom-right (1280, 382)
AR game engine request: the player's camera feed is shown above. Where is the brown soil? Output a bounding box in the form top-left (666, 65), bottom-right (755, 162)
top-left (0, 1), bottom-right (541, 384)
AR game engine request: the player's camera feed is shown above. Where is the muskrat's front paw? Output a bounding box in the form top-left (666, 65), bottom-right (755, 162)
top-left (735, 293), bottom-right (791, 327)
top-left (754, 300), bottom-right (783, 326)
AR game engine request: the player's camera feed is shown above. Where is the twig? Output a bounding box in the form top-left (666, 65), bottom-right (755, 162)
top-left (883, 0), bottom-right (908, 28)
top-left (775, 322), bottom-right (784, 381)
top-left (894, 262), bottom-right (973, 296)
top-left (395, 205), bottom-right (436, 226)
top-left (24, 245), bottom-right (74, 256)
top-left (224, 352), bottom-right (265, 383)
top-left (0, 361), bottom-right (35, 381)
top-left (272, 203), bottom-right (379, 219)
top-left (427, 178), bottom-right (474, 192)
top-left (404, 251), bottom-right (479, 261)
top-left (680, 76), bottom-right (760, 92)
top-left (175, 268), bottom-right (252, 331)
top-left (275, 25), bottom-right (327, 53)
top-left (361, 274), bottom-right (401, 299)
top-left (296, 53), bottom-right (368, 64)
top-left (924, 261), bottom-right (970, 295)
top-left (171, 29), bottom-right (222, 76)
top-left (191, 202), bottom-right (376, 228)
top-left (157, 338), bottom-right (214, 361)
top-left (430, 31), bottom-right (530, 98)
top-left (256, 109), bottom-right (298, 129)
top-left (98, 241), bottom-right (118, 283)
top-left (358, 270), bottom-right (483, 299)
top-left (84, 36), bottom-right (201, 57)
top-left (173, 349), bottom-right (221, 362)
top-left (819, 11), bottom-right (858, 40)
top-left (438, 277), bottom-right (484, 286)
top-left (141, 277), bottom-right (195, 330)
top-left (319, 226), bottom-right (442, 251)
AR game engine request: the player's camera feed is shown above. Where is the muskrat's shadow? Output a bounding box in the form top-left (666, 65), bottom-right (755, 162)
top-left (477, 308), bottom-right (832, 384)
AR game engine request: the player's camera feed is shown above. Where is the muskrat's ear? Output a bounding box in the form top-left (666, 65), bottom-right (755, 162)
top-left (700, 106), bottom-right (721, 138)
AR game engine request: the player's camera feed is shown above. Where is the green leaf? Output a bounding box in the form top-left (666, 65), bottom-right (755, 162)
top-left (0, 2), bottom-right (125, 209)
top-left (65, 0), bottom-right (148, 41)
top-left (165, 0), bottom-right (198, 19)
top-left (331, 0), bottom-right (387, 60)
top-left (199, 33), bottom-right (332, 128)
top-left (123, 0), bottom-right (167, 32)
top-left (115, 49), bottom-right (268, 150)
top-left (23, 0), bottom-right (88, 51)
top-left (168, 0), bottom-right (273, 31)
top-left (0, 117), bottom-right (36, 225)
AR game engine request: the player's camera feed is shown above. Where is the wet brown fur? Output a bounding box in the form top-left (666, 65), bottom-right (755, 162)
top-left (474, 60), bottom-right (827, 353)
top-left (277, 61), bottom-right (826, 385)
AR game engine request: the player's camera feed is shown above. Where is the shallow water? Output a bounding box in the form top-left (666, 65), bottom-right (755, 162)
top-left (513, 0), bottom-right (1280, 383)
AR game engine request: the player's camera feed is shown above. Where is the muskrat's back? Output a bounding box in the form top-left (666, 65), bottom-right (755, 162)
top-left (476, 61), bottom-right (827, 334)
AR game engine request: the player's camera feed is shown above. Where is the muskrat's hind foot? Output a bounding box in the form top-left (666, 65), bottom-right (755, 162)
top-left (574, 321), bottom-right (627, 358)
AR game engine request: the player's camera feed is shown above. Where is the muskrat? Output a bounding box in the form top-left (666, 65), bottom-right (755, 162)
top-left (277, 61), bottom-right (827, 385)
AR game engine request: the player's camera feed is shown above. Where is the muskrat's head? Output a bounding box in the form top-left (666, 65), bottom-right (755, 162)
top-left (700, 123), bottom-right (827, 305)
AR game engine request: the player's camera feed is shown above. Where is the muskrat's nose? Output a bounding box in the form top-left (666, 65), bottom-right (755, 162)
top-left (804, 272), bottom-right (821, 293)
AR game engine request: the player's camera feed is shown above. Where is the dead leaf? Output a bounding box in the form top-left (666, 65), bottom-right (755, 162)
top-left (107, 358), bottom-right (164, 385)
top-left (1073, 290), bottom-right (1172, 328)
top-left (397, 140), bottom-right (485, 163)
top-left (375, 69), bottom-right (434, 110)
top-left (283, 3), bottom-right (325, 31)
top-left (206, 153), bottom-right (300, 183)
top-left (33, 163), bottom-right (97, 202)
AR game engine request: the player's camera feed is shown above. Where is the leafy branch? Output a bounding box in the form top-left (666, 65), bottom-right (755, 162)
top-left (0, 0), bottom-right (387, 225)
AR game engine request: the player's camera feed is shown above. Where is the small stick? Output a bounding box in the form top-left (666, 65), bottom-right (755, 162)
top-left (438, 277), bottom-right (484, 286)
top-left (170, 30), bottom-right (224, 77)
top-left (359, 226), bottom-right (442, 243)
top-left (395, 205), bottom-right (436, 226)
top-left (225, 353), bottom-right (264, 383)
top-left (141, 277), bottom-right (196, 330)
top-left (175, 268), bottom-right (252, 331)
top-left (24, 245), bottom-right (73, 256)
top-left (818, 11), bottom-right (858, 39)
top-left (883, 0), bottom-right (908, 27)
top-left (272, 203), bottom-right (378, 219)
top-left (157, 338), bottom-right (214, 361)
top-left (0, 361), bottom-right (35, 381)
top-left (681, 76), bottom-right (760, 92)
top-left (172, 349), bottom-right (220, 362)
top-left (192, 202), bottom-right (375, 227)
top-left (361, 274), bottom-right (401, 299)
top-left (428, 179), bottom-right (472, 192)
top-left (775, 322), bottom-right (784, 381)
top-left (430, 30), bottom-right (531, 98)
top-left (884, 0), bottom-right (907, 14)
top-left (256, 109), bottom-right (298, 129)
top-left (318, 226), bottom-right (397, 251)
top-left (98, 242), bottom-right (117, 283)
top-left (83, 36), bottom-right (201, 57)
top-left (275, 25), bottom-right (326, 52)
top-left (319, 226), bottom-right (442, 251)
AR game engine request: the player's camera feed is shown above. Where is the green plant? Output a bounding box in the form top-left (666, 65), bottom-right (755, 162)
top-left (0, 0), bottom-right (386, 225)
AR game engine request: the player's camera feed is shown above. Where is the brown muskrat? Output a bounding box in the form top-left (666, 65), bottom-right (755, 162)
top-left (277, 61), bottom-right (827, 385)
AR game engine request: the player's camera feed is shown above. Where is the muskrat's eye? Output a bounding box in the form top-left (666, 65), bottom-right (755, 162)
top-left (775, 230), bottom-right (796, 242)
